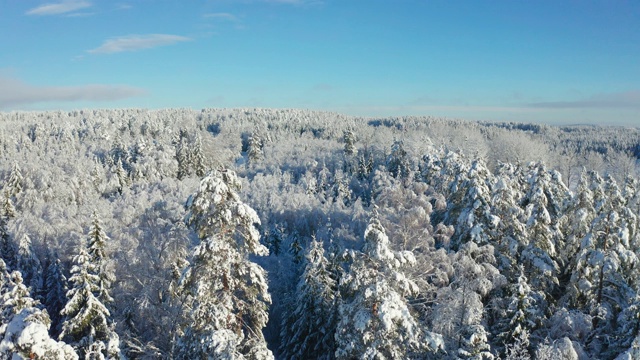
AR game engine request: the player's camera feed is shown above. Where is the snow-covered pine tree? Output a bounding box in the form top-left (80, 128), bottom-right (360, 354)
top-left (343, 129), bottom-right (357, 157)
top-left (452, 159), bottom-right (498, 250)
top-left (387, 140), bottom-right (411, 179)
top-left (177, 169), bottom-right (273, 359)
top-left (491, 170), bottom-right (527, 281)
top-left (335, 213), bottom-right (440, 359)
top-left (247, 132), bottom-right (264, 165)
top-left (0, 215), bottom-right (17, 271)
top-left (15, 232), bottom-right (43, 299)
top-left (439, 151), bottom-right (472, 228)
top-left (59, 240), bottom-right (120, 359)
top-left (559, 170), bottom-right (596, 295)
top-left (504, 330), bottom-right (531, 360)
top-left (44, 253), bottom-right (68, 337)
top-left (458, 324), bottom-right (494, 360)
top-left (0, 266), bottom-right (77, 359)
top-left (521, 167), bottom-right (560, 296)
top-left (2, 189), bottom-right (16, 219)
top-left (613, 290), bottom-right (640, 357)
top-left (279, 238), bottom-right (339, 360)
top-left (6, 162), bottom-right (24, 197)
top-left (499, 269), bottom-right (537, 359)
top-left (192, 133), bottom-right (206, 177)
top-left (357, 151), bottom-right (373, 181)
top-left (115, 159), bottom-right (129, 195)
top-left (171, 128), bottom-right (191, 180)
top-left (87, 211), bottom-right (115, 306)
top-left (431, 242), bottom-right (504, 354)
top-left (575, 174), bottom-right (638, 357)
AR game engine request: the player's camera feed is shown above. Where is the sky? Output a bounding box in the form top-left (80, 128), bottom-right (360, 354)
top-left (1, 0), bottom-right (639, 126)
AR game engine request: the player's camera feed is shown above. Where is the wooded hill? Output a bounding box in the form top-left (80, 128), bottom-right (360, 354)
top-left (0, 108), bottom-right (639, 359)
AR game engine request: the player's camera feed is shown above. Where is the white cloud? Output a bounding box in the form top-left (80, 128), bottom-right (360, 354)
top-left (203, 13), bottom-right (238, 21)
top-left (0, 76), bottom-right (145, 108)
top-left (88, 34), bottom-right (192, 54)
top-left (26, 1), bottom-right (92, 16)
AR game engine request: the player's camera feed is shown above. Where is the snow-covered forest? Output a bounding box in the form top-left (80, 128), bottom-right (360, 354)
top-left (0, 108), bottom-right (639, 359)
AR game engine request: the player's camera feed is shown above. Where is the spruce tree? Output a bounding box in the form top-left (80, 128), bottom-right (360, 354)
top-left (499, 269), bottom-right (536, 359)
top-left (44, 254), bottom-right (68, 337)
top-left (335, 214), bottom-right (434, 359)
top-left (343, 129), bottom-right (357, 157)
top-left (491, 173), bottom-right (527, 280)
top-left (192, 133), bottom-right (206, 177)
top-left (458, 325), bottom-right (494, 360)
top-left (2, 190), bottom-right (15, 219)
top-left (247, 132), bottom-right (264, 165)
top-left (59, 221), bottom-right (120, 359)
top-left (387, 140), bottom-right (411, 179)
top-left (87, 211), bottom-right (115, 305)
top-left (7, 162), bottom-right (24, 197)
top-left (177, 169), bottom-right (272, 359)
top-left (0, 216), bottom-right (17, 271)
top-left (452, 159), bottom-right (498, 249)
top-left (0, 266), bottom-right (77, 359)
top-left (279, 238), bottom-right (339, 360)
top-left (560, 170), bottom-right (596, 295)
top-left (15, 232), bottom-right (43, 298)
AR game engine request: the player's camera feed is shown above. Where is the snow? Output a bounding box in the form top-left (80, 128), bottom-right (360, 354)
top-left (0, 308), bottom-right (78, 359)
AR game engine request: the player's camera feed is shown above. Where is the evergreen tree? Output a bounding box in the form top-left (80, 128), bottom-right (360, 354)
top-left (177, 169), bottom-right (272, 359)
top-left (431, 242), bottom-right (504, 353)
top-left (491, 173), bottom-right (527, 280)
top-left (613, 291), bottom-right (640, 356)
top-left (192, 133), bottom-right (206, 177)
top-left (87, 211), bottom-right (115, 305)
top-left (458, 325), bottom-right (494, 360)
top-left (247, 132), bottom-right (264, 164)
top-left (343, 129), bottom-right (357, 157)
top-left (265, 223), bottom-right (285, 256)
top-left (560, 170), bottom-right (596, 294)
top-left (115, 159), bottom-right (129, 195)
top-left (335, 214), bottom-right (436, 359)
top-left (452, 159), bottom-right (498, 250)
top-left (521, 171), bottom-right (560, 296)
top-left (7, 162), bottom-right (24, 197)
top-left (0, 216), bottom-right (17, 271)
top-left (279, 238), bottom-right (339, 360)
top-left (59, 238), bottom-right (120, 358)
top-left (0, 267), bottom-right (78, 359)
top-left (2, 189), bottom-right (15, 219)
top-left (387, 140), bottom-right (411, 179)
top-left (15, 232), bottom-right (43, 298)
top-left (174, 129), bottom-right (191, 180)
top-left (499, 269), bottom-right (536, 358)
top-left (44, 254), bottom-right (68, 337)
top-left (504, 330), bottom-right (531, 360)
top-left (575, 175), bottom-right (638, 356)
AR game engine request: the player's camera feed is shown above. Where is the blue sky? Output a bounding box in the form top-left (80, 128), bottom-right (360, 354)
top-left (1, 0), bottom-right (639, 126)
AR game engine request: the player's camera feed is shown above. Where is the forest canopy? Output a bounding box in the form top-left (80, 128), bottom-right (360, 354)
top-left (0, 108), bottom-right (639, 359)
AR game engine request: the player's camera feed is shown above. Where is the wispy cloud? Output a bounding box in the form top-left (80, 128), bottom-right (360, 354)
top-left (26, 0), bottom-right (92, 16)
top-left (88, 34), bottom-right (192, 54)
top-left (203, 12), bottom-right (238, 21)
top-left (0, 76), bottom-right (145, 108)
top-left (529, 90), bottom-right (640, 109)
